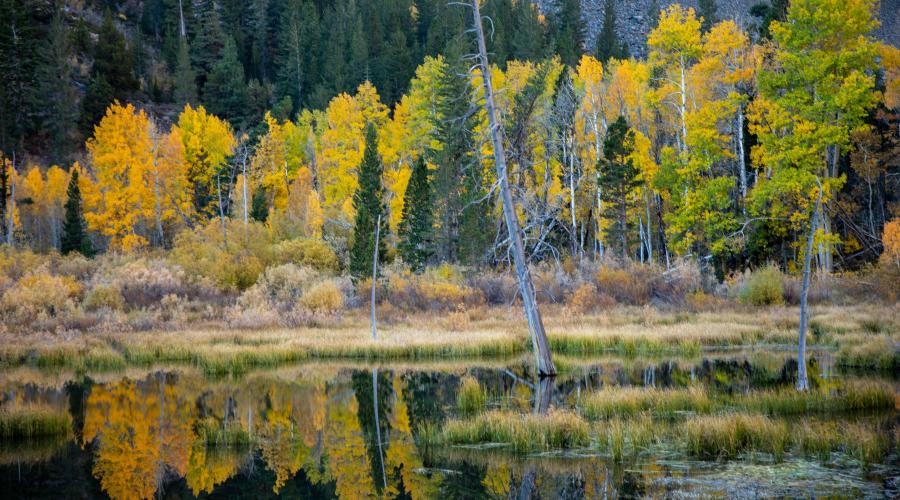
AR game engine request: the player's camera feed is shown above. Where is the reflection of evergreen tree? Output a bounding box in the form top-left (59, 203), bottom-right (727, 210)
top-left (439, 461), bottom-right (488, 499)
top-left (64, 377), bottom-right (92, 442)
top-left (351, 369), bottom-right (393, 493)
top-left (401, 372), bottom-right (450, 439)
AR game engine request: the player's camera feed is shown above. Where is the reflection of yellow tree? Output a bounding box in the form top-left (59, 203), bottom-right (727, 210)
top-left (185, 442), bottom-right (242, 495)
top-left (481, 462), bottom-right (511, 499)
top-left (82, 378), bottom-right (194, 500)
top-left (323, 389), bottom-right (374, 498)
top-left (385, 375), bottom-right (438, 499)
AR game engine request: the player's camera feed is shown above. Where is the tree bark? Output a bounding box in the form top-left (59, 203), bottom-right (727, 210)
top-left (470, 0), bottom-right (555, 376)
top-left (797, 177), bottom-right (822, 392)
top-left (371, 213), bottom-right (381, 340)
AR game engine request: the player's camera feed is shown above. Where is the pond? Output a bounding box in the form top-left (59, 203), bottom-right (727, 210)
top-left (0, 353), bottom-right (897, 499)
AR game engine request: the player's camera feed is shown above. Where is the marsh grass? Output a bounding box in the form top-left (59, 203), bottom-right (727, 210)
top-left (594, 414), bottom-right (655, 461)
top-left (734, 380), bottom-right (896, 415)
top-left (580, 386), bottom-right (712, 419)
top-left (457, 376), bottom-right (487, 416)
top-left (0, 405), bottom-right (72, 439)
top-left (441, 410), bottom-right (590, 453)
top-left (683, 413), bottom-right (790, 460)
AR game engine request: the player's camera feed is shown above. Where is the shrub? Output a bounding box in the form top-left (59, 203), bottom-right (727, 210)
top-left (1, 271), bottom-right (82, 319)
top-left (595, 266), bottom-right (652, 305)
top-left (457, 376), bottom-right (486, 416)
top-left (101, 258), bottom-right (196, 309)
top-left (569, 283), bottom-right (616, 312)
top-left (468, 271), bottom-right (518, 306)
top-left (171, 220), bottom-right (270, 290)
top-left (257, 264), bottom-right (322, 308)
top-left (738, 265), bottom-right (784, 306)
top-left (271, 238), bottom-right (340, 273)
top-left (83, 285), bottom-right (125, 311)
top-left (298, 279), bottom-right (344, 313)
top-left (386, 265), bottom-right (483, 311)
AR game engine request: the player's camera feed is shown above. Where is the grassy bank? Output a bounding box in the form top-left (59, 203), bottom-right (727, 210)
top-left (0, 305), bottom-right (896, 374)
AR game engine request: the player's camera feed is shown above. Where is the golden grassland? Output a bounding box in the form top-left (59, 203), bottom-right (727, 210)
top-left (0, 304), bottom-right (896, 375)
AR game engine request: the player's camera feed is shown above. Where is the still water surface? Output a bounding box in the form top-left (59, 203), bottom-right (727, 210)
top-left (1, 354), bottom-right (897, 499)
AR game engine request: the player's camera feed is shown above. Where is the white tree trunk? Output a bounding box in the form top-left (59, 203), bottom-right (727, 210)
top-left (371, 213), bottom-right (381, 340)
top-left (470, 0), bottom-right (555, 376)
top-left (797, 177), bottom-right (822, 392)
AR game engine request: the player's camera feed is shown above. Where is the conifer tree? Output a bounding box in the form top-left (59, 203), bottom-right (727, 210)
top-left (80, 75), bottom-right (114, 135)
top-left (94, 11), bottom-right (137, 97)
top-left (398, 157), bottom-right (433, 272)
top-left (698, 0), bottom-right (718, 32)
top-left (552, 0), bottom-right (586, 67)
top-left (173, 38), bottom-right (197, 106)
top-left (599, 116), bottom-right (641, 259)
top-left (61, 169), bottom-right (93, 256)
top-left (648, 0), bottom-right (661, 29)
top-left (349, 124), bottom-right (389, 278)
top-left (596, 0), bottom-right (627, 63)
top-left (250, 187), bottom-right (269, 222)
top-left (203, 37), bottom-right (248, 128)
top-left (35, 9), bottom-right (78, 164)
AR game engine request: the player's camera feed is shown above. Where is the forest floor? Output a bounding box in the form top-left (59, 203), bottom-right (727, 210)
top-left (1, 304), bottom-right (896, 376)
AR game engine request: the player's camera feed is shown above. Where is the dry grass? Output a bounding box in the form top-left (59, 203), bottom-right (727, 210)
top-left (0, 304), bottom-right (895, 373)
top-left (580, 386), bottom-right (712, 419)
top-left (440, 409), bottom-right (590, 453)
top-left (0, 404), bottom-right (72, 439)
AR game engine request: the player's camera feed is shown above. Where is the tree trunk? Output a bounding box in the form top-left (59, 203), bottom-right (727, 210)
top-left (242, 152), bottom-right (249, 225)
top-left (797, 177), bottom-right (822, 392)
top-left (371, 213), bottom-right (381, 340)
top-left (737, 107), bottom-right (747, 211)
top-left (470, 0), bottom-right (555, 376)
top-left (6, 180), bottom-right (14, 246)
top-left (216, 175), bottom-right (227, 247)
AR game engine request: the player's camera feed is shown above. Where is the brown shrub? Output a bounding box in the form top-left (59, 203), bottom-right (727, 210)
top-left (569, 283), bottom-right (616, 312)
top-left (1, 271), bottom-right (82, 319)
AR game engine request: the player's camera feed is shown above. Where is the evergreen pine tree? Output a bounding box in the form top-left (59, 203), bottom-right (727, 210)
top-left (203, 37), bottom-right (248, 127)
top-left (598, 116), bottom-right (641, 260)
top-left (0, 0), bottom-right (41, 155)
top-left (35, 9), bottom-right (78, 164)
top-left (250, 187), bottom-right (269, 222)
top-left (595, 0), bottom-right (627, 63)
top-left (191, 0), bottom-right (226, 88)
top-left (80, 74), bottom-right (114, 135)
top-left (349, 124), bottom-right (389, 279)
top-left (0, 158), bottom-right (7, 239)
top-left (398, 157), bottom-right (434, 272)
top-left (698, 0), bottom-right (718, 32)
top-left (647, 0), bottom-right (661, 29)
top-left (94, 11), bottom-right (138, 97)
top-left (61, 169), bottom-right (93, 256)
top-left (552, 0), bottom-right (585, 67)
top-left (173, 37), bottom-right (197, 106)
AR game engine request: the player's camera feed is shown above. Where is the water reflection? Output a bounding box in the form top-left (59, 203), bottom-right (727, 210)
top-left (0, 353), bottom-right (895, 499)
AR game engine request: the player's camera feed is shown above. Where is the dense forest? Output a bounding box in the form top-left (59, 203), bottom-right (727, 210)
top-left (1, 0), bottom-right (899, 280)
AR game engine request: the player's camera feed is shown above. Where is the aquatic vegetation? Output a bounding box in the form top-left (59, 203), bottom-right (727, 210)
top-left (441, 410), bottom-right (590, 453)
top-left (594, 414), bottom-right (655, 461)
top-left (734, 380), bottom-right (896, 415)
top-left (580, 386), bottom-right (712, 419)
top-left (0, 405), bottom-right (72, 439)
top-left (457, 376), bottom-right (487, 416)
top-left (196, 417), bottom-right (253, 446)
top-left (683, 413), bottom-right (790, 460)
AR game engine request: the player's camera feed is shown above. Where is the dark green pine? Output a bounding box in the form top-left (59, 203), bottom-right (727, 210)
top-left (349, 124), bottom-right (389, 279)
top-left (398, 157), bottom-right (434, 273)
top-left (61, 169), bottom-right (94, 257)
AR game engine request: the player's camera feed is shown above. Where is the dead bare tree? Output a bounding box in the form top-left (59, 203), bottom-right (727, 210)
top-left (371, 213), bottom-right (382, 340)
top-left (466, 0), bottom-right (556, 376)
top-left (797, 176), bottom-right (823, 391)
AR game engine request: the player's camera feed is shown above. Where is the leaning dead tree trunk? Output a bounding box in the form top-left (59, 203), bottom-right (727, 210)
top-left (797, 176), bottom-right (822, 391)
top-left (469, 0), bottom-right (556, 376)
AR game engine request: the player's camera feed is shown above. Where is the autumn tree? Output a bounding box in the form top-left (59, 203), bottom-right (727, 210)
top-left (349, 124), bottom-right (389, 279)
top-left (61, 168), bottom-right (93, 256)
top-left (397, 157), bottom-right (433, 272)
top-left (174, 104), bottom-right (236, 216)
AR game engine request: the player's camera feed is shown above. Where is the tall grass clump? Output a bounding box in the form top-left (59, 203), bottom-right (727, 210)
top-left (457, 376), bottom-right (487, 416)
top-left (683, 413), bottom-right (789, 460)
top-left (581, 386), bottom-right (711, 420)
top-left (836, 336), bottom-right (899, 371)
top-left (196, 417), bottom-right (253, 446)
top-left (595, 414), bottom-right (655, 461)
top-left (735, 380), bottom-right (895, 414)
top-left (0, 405), bottom-right (72, 439)
top-left (737, 265), bottom-right (785, 306)
top-left (441, 410), bottom-right (589, 453)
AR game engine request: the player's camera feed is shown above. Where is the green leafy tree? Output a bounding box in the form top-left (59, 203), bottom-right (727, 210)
top-left (349, 124), bottom-right (389, 278)
top-left (61, 169), bottom-right (93, 256)
top-left (398, 157), bottom-right (434, 272)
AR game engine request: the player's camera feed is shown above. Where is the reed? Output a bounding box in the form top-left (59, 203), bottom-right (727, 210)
top-left (682, 413), bottom-right (789, 460)
top-left (580, 386), bottom-right (712, 420)
top-left (441, 410), bottom-right (590, 453)
top-left (0, 405), bottom-right (72, 439)
top-left (457, 376), bottom-right (487, 417)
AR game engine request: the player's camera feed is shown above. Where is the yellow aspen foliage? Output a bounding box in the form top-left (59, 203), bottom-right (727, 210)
top-left (173, 104), bottom-right (235, 214)
top-left (882, 219), bottom-right (900, 267)
top-left (251, 112), bottom-right (307, 210)
top-left (379, 99), bottom-right (413, 230)
top-left (151, 126), bottom-right (194, 229)
top-left (85, 102), bottom-right (155, 252)
top-left (318, 81), bottom-right (388, 220)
